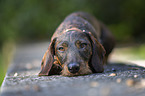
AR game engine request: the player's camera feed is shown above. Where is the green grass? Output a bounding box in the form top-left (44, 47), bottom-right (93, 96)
top-left (128, 45), bottom-right (145, 59)
top-left (0, 41), bottom-right (15, 87)
top-left (0, 54), bottom-right (5, 86)
top-left (114, 44), bottom-right (145, 60)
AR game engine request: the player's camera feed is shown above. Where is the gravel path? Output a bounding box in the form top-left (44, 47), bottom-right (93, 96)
top-left (1, 42), bottom-right (145, 96)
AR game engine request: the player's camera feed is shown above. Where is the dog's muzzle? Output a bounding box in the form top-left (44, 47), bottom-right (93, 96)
top-left (67, 63), bottom-right (80, 73)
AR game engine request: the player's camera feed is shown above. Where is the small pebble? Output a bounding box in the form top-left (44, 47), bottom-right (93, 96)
top-left (116, 78), bottom-right (122, 83)
top-left (14, 73), bottom-right (18, 77)
top-left (134, 75), bottom-right (138, 78)
top-left (126, 79), bottom-right (136, 87)
top-left (109, 73), bottom-right (116, 76)
top-left (90, 81), bottom-right (99, 87)
top-left (126, 79), bottom-right (145, 88)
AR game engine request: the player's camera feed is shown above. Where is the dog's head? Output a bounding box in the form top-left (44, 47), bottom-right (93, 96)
top-left (39, 29), bottom-right (105, 76)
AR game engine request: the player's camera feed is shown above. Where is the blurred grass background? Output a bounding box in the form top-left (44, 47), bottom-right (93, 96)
top-left (0, 0), bottom-right (145, 86)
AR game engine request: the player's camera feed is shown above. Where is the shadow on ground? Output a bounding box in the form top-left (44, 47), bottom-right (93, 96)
top-left (104, 62), bottom-right (145, 74)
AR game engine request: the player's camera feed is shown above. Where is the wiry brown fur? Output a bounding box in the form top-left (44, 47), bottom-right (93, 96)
top-left (39, 12), bottom-right (115, 76)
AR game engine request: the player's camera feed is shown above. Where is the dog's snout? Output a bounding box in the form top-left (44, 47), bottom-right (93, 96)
top-left (67, 63), bottom-right (80, 73)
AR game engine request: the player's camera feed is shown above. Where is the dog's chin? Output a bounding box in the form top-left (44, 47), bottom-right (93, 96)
top-left (61, 68), bottom-right (92, 77)
top-left (61, 72), bottom-right (92, 77)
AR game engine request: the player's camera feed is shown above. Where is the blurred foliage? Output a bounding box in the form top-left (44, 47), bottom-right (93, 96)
top-left (0, 53), bottom-right (4, 86)
top-left (114, 44), bottom-right (145, 60)
top-left (128, 44), bottom-right (145, 60)
top-left (0, 40), bottom-right (14, 86)
top-left (0, 0), bottom-right (145, 86)
top-left (0, 0), bottom-right (145, 44)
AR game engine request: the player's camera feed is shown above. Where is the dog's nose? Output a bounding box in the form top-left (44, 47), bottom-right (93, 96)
top-left (67, 63), bottom-right (80, 73)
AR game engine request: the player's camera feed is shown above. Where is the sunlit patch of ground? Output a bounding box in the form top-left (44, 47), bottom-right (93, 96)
top-left (109, 44), bottom-right (145, 67)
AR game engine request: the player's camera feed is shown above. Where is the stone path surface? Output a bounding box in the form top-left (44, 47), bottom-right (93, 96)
top-left (1, 42), bottom-right (145, 96)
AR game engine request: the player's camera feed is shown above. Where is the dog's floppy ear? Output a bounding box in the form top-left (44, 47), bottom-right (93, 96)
top-left (39, 38), bottom-right (62, 76)
top-left (86, 32), bottom-right (106, 73)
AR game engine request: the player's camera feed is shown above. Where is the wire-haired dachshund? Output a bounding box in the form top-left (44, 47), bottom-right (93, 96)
top-left (39, 12), bottom-right (115, 76)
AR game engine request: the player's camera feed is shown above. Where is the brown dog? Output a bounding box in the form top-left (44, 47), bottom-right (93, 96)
top-left (39, 12), bottom-right (115, 76)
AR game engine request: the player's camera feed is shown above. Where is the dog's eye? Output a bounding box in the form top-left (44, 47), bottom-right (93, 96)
top-left (58, 47), bottom-right (65, 52)
top-left (80, 43), bottom-right (87, 49)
